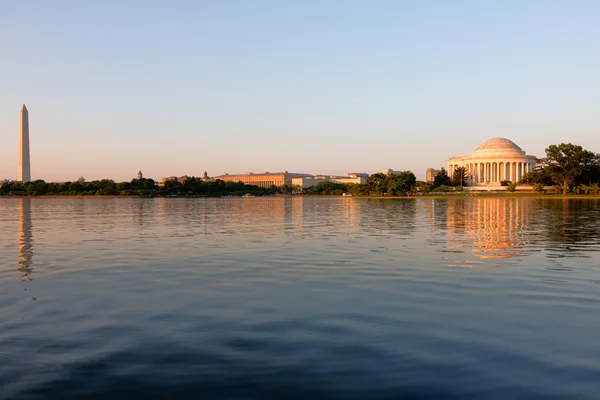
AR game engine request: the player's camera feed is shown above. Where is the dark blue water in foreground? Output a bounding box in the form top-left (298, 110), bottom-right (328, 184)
top-left (1, 197), bottom-right (600, 399)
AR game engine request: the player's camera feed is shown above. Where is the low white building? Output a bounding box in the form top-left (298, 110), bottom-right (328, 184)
top-left (292, 173), bottom-right (369, 189)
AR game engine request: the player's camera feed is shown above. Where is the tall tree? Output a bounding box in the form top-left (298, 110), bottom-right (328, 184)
top-left (385, 171), bottom-right (417, 196)
top-left (366, 173), bottom-right (387, 195)
top-left (520, 161), bottom-right (553, 186)
top-left (433, 168), bottom-right (452, 187)
top-left (543, 143), bottom-right (599, 195)
top-left (452, 166), bottom-right (468, 186)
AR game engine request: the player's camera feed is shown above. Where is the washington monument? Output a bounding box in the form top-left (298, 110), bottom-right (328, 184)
top-left (19, 104), bottom-right (31, 182)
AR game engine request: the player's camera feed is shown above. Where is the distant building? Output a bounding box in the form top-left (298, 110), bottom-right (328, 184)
top-left (159, 171), bottom-right (368, 189)
top-left (291, 175), bottom-right (329, 189)
top-left (330, 172), bottom-right (368, 185)
top-left (162, 176), bottom-right (189, 184)
top-left (379, 169), bottom-right (404, 175)
top-left (137, 170), bottom-right (143, 179)
top-left (160, 173), bottom-right (214, 185)
top-left (292, 173), bottom-right (369, 189)
top-left (213, 171), bottom-right (312, 188)
top-left (201, 171), bottom-right (213, 182)
top-left (426, 168), bottom-right (440, 183)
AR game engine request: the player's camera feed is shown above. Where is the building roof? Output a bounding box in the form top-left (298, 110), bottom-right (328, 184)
top-left (471, 137), bottom-right (527, 157)
top-left (474, 138), bottom-right (522, 152)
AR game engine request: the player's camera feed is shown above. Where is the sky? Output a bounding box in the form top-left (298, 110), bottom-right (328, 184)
top-left (1, 0), bottom-right (599, 182)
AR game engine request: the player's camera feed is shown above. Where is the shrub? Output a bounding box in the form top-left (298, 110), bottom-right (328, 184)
top-left (533, 183), bottom-right (545, 194)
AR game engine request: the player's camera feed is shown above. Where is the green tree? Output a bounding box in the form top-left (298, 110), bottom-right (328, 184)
top-left (520, 163), bottom-right (553, 186)
top-left (347, 184), bottom-right (368, 196)
top-left (366, 173), bottom-right (387, 195)
top-left (416, 181), bottom-right (434, 194)
top-left (506, 182), bottom-right (518, 192)
top-left (280, 184), bottom-right (294, 194)
top-left (307, 181), bottom-right (347, 195)
top-left (542, 143), bottom-right (600, 195)
top-left (385, 171), bottom-right (417, 196)
top-left (533, 183), bottom-right (545, 194)
top-left (433, 168), bottom-right (452, 187)
top-left (452, 166), bottom-right (468, 186)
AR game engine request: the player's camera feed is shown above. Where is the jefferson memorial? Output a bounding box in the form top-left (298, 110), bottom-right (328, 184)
top-left (447, 138), bottom-right (536, 185)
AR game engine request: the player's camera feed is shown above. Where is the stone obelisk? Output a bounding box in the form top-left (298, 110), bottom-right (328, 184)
top-left (19, 104), bottom-right (31, 182)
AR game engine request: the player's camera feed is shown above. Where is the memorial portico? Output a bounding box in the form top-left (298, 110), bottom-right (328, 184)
top-left (447, 138), bottom-right (536, 185)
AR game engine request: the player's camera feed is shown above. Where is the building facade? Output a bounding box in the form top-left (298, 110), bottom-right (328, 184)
top-left (213, 172), bottom-right (313, 188)
top-left (447, 138), bottom-right (536, 185)
top-left (426, 168), bottom-right (440, 183)
top-left (291, 173), bottom-right (369, 189)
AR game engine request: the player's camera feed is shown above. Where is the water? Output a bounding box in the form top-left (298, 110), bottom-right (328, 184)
top-left (1, 197), bottom-right (600, 399)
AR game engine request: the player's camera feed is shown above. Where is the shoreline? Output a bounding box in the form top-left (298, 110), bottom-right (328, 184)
top-left (2, 194), bottom-right (599, 199)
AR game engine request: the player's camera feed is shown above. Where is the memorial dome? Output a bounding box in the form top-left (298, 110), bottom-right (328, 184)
top-left (445, 137), bottom-right (537, 186)
top-left (472, 137), bottom-right (526, 157)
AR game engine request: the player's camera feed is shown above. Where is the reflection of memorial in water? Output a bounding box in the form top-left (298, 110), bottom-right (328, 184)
top-left (445, 198), bottom-right (532, 261)
top-left (17, 198), bottom-right (34, 281)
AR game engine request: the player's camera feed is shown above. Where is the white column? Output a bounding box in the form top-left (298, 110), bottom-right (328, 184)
top-left (494, 163), bottom-right (498, 182)
top-left (468, 164), bottom-right (471, 183)
top-left (512, 162), bottom-right (516, 182)
top-left (484, 163), bottom-right (488, 182)
top-left (483, 163), bottom-right (486, 183)
top-left (519, 162), bottom-right (525, 180)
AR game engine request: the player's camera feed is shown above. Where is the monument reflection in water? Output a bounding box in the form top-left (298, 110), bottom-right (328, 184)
top-left (444, 198), bottom-right (532, 260)
top-left (17, 198), bottom-right (34, 281)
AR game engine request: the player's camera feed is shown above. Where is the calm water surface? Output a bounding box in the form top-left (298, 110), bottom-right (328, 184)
top-left (1, 197), bottom-right (600, 399)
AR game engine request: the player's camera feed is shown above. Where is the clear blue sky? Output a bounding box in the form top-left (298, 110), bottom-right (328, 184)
top-left (1, 0), bottom-right (599, 181)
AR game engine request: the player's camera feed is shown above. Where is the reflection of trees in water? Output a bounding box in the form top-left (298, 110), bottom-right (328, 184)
top-left (442, 198), bottom-right (533, 260)
top-left (17, 198), bottom-right (34, 281)
top-left (535, 199), bottom-right (600, 258)
top-left (359, 199), bottom-right (417, 236)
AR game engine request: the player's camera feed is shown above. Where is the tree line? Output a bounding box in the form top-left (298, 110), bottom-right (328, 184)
top-left (0, 177), bottom-right (275, 197)
top-left (305, 171), bottom-right (418, 196)
top-left (0, 172), bottom-right (422, 197)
